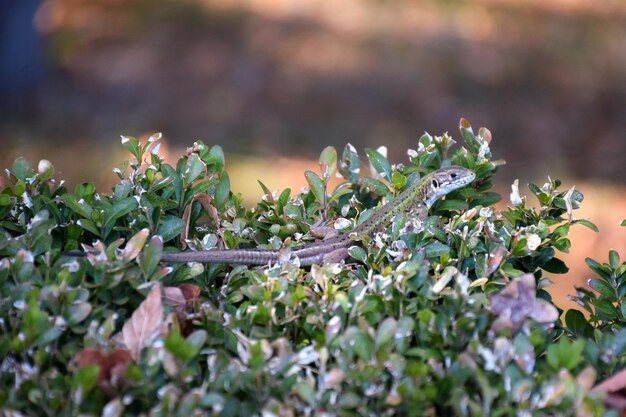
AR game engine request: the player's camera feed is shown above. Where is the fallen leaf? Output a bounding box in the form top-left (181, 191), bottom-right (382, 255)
top-left (120, 284), bottom-right (164, 361)
top-left (489, 274), bottom-right (559, 332)
top-left (75, 348), bottom-right (132, 395)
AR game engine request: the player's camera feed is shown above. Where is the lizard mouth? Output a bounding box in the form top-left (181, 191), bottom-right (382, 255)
top-left (464, 172), bottom-right (476, 184)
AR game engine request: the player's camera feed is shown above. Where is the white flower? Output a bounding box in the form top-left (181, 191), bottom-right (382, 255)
top-left (526, 234), bottom-right (541, 251)
top-left (510, 179), bottom-right (524, 206)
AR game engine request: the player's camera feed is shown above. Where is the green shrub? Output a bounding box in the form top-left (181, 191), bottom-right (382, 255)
top-left (0, 120), bottom-right (620, 416)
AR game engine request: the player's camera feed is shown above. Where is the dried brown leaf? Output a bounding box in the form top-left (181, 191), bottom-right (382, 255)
top-left (163, 285), bottom-right (201, 336)
top-left (162, 287), bottom-right (187, 314)
top-left (594, 367), bottom-right (626, 394)
top-left (120, 284), bottom-right (164, 361)
top-left (486, 245), bottom-right (506, 276)
top-left (180, 194), bottom-right (220, 249)
top-left (75, 348), bottom-right (132, 396)
top-left (75, 347), bottom-right (106, 369)
top-left (489, 274), bottom-right (558, 332)
top-left (179, 283), bottom-right (201, 302)
top-left (593, 366), bottom-right (626, 411)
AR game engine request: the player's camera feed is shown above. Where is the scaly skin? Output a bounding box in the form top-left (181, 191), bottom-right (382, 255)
top-left (159, 166), bottom-right (475, 265)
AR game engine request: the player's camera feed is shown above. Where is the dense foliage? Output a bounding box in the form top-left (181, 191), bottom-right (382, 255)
top-left (0, 120), bottom-right (624, 416)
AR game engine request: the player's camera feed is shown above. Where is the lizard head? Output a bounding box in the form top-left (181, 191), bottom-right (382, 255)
top-left (425, 166), bottom-right (476, 207)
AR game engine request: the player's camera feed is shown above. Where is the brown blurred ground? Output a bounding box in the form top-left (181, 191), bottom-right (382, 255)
top-left (1, 0), bottom-right (626, 307)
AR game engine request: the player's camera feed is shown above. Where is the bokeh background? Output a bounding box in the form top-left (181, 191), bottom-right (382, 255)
top-left (2, 0), bottom-right (626, 308)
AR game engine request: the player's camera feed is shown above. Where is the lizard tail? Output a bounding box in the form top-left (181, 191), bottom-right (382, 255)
top-left (160, 249), bottom-right (280, 265)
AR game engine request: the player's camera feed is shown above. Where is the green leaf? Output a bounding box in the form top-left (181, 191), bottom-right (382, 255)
top-left (470, 192), bottom-right (501, 207)
top-left (187, 178), bottom-right (217, 201)
top-left (424, 241), bottom-right (450, 258)
top-left (29, 214), bottom-right (54, 256)
top-left (165, 330), bottom-right (201, 361)
top-left (546, 338), bottom-right (584, 371)
top-left (75, 182), bottom-right (96, 201)
top-left (541, 257), bottom-right (569, 274)
top-left (277, 188), bottom-right (291, 215)
top-left (209, 145), bottom-right (225, 173)
top-left (564, 309), bottom-right (593, 339)
top-left (103, 197), bottom-right (138, 237)
top-left (621, 219), bottom-right (626, 227)
top-left (527, 183), bottom-right (541, 196)
top-left (553, 223), bottom-right (570, 238)
top-left (585, 257), bottom-right (612, 281)
top-left (459, 118), bottom-right (480, 155)
top-left (0, 194), bottom-right (11, 206)
top-left (121, 135), bottom-right (141, 160)
top-left (552, 238), bottom-right (571, 253)
top-left (76, 218), bottom-right (100, 237)
top-left (14, 180), bottom-right (25, 196)
top-left (589, 279), bottom-right (617, 302)
top-left (594, 299), bottom-right (620, 320)
top-left (391, 171), bottom-right (407, 190)
top-left (67, 302), bottom-right (92, 326)
top-left (257, 180), bottom-right (271, 196)
top-left (501, 262), bottom-right (525, 278)
top-left (339, 143), bottom-right (360, 182)
top-left (574, 219), bottom-right (599, 232)
top-left (158, 216), bottom-right (187, 242)
top-left (365, 148), bottom-right (392, 182)
top-left (612, 329), bottom-right (626, 356)
top-left (215, 172), bottom-right (231, 209)
top-left (295, 381), bottom-right (316, 405)
top-left (114, 181), bottom-right (132, 200)
top-left (74, 365), bottom-right (100, 393)
top-left (12, 157), bottom-right (33, 181)
top-left (61, 194), bottom-right (93, 218)
top-left (434, 199), bottom-right (468, 212)
top-left (185, 153), bottom-right (206, 184)
top-left (305, 170), bottom-right (325, 203)
top-left (360, 177), bottom-right (389, 197)
top-left (610, 250), bottom-right (620, 270)
top-left (348, 246), bottom-right (367, 263)
top-left (375, 318), bottom-right (397, 350)
top-left (319, 146), bottom-right (337, 180)
top-left (353, 331), bottom-right (373, 361)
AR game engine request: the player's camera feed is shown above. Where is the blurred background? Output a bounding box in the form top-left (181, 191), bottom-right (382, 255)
top-left (2, 0), bottom-right (626, 307)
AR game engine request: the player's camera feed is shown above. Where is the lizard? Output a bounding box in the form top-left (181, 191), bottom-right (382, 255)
top-left (158, 166), bottom-right (476, 266)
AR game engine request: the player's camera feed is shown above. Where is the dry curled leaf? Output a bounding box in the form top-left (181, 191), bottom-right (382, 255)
top-left (180, 194), bottom-right (220, 249)
top-left (75, 348), bottom-right (132, 396)
top-left (162, 284), bottom-right (201, 335)
top-left (489, 274), bottom-right (559, 332)
top-left (486, 245), bottom-right (506, 276)
top-left (162, 287), bottom-right (187, 314)
top-left (119, 284), bottom-right (164, 361)
top-left (179, 283), bottom-right (201, 301)
top-left (593, 367), bottom-right (626, 411)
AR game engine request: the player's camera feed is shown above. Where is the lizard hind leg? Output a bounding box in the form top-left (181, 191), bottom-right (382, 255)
top-left (322, 247), bottom-right (350, 264)
top-left (297, 247), bottom-right (350, 266)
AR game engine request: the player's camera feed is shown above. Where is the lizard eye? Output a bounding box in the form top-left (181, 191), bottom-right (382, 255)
top-left (450, 172), bottom-right (457, 179)
top-left (432, 179), bottom-right (439, 188)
